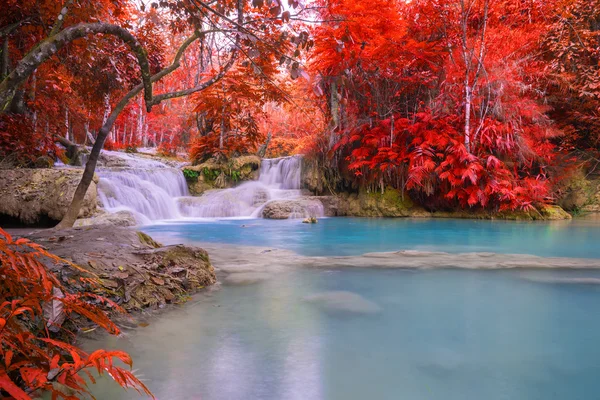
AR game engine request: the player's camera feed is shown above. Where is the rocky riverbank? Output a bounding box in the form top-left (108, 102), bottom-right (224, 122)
top-left (0, 168), bottom-right (98, 225)
top-left (20, 226), bottom-right (216, 312)
top-left (256, 190), bottom-right (573, 220)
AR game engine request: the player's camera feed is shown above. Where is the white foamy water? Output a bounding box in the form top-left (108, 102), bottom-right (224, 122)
top-left (176, 155), bottom-right (314, 219)
top-left (97, 153), bottom-right (322, 222)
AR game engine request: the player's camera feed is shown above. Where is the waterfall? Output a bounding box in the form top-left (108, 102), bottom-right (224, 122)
top-left (177, 155), bottom-right (305, 218)
top-left (96, 151), bottom-right (189, 223)
top-left (96, 153), bottom-right (320, 222)
top-left (98, 168), bottom-right (188, 222)
top-left (259, 156), bottom-right (302, 189)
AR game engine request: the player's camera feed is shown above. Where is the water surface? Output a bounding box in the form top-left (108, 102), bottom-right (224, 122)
top-left (87, 267), bottom-right (600, 400)
top-left (142, 217), bottom-right (600, 258)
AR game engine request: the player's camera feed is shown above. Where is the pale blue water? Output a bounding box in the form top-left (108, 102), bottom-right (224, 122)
top-left (85, 217), bottom-right (600, 399)
top-left (143, 217), bottom-right (600, 258)
top-left (88, 267), bottom-right (600, 400)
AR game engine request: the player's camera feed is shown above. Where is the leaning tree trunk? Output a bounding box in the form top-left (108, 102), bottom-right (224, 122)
top-left (55, 33), bottom-right (238, 228)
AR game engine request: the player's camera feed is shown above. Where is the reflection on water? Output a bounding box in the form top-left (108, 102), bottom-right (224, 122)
top-left (143, 216), bottom-right (600, 258)
top-left (86, 267), bottom-right (600, 400)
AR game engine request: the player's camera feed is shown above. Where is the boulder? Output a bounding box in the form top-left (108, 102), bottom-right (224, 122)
top-left (539, 205), bottom-right (572, 220)
top-left (309, 196), bottom-right (341, 216)
top-left (557, 170), bottom-right (596, 211)
top-left (0, 168), bottom-right (98, 225)
top-left (74, 210), bottom-right (138, 228)
top-left (301, 158), bottom-right (326, 194)
top-left (261, 199), bottom-right (324, 219)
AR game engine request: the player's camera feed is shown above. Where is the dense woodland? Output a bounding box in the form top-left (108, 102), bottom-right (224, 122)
top-left (1, 0), bottom-right (600, 397)
top-left (2, 0), bottom-right (600, 215)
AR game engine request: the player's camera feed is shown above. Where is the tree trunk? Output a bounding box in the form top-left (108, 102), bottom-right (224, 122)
top-left (64, 107), bottom-right (69, 139)
top-left (329, 79), bottom-right (340, 148)
top-left (465, 86), bottom-right (472, 152)
top-left (1, 36), bottom-right (9, 80)
top-left (56, 30), bottom-right (236, 228)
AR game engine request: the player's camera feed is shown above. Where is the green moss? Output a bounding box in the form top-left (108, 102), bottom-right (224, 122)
top-left (136, 231), bottom-right (162, 248)
top-left (182, 169), bottom-right (200, 181)
top-left (367, 188), bottom-right (414, 210)
top-left (539, 205), bottom-right (572, 220)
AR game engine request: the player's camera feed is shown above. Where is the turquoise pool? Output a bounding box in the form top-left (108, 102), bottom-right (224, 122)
top-left (87, 267), bottom-right (600, 400)
top-left (142, 217), bottom-right (600, 258)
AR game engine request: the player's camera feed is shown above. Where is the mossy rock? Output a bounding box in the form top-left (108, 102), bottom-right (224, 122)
top-left (558, 171), bottom-right (596, 211)
top-left (338, 187), bottom-right (414, 217)
top-left (137, 231), bottom-right (162, 248)
top-left (539, 205), bottom-right (572, 220)
top-left (183, 155), bottom-right (261, 193)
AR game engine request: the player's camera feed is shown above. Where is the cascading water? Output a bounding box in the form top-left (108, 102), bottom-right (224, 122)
top-left (178, 155), bottom-right (316, 218)
top-left (96, 151), bottom-right (188, 223)
top-left (96, 152), bottom-right (322, 222)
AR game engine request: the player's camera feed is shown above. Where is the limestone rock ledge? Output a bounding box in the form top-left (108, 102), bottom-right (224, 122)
top-left (306, 189), bottom-right (571, 220)
top-left (0, 168), bottom-right (97, 225)
top-left (74, 209), bottom-right (138, 227)
top-left (26, 227), bottom-right (216, 311)
top-left (183, 155), bottom-right (261, 195)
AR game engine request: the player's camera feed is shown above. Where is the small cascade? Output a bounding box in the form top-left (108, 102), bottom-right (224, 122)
top-left (96, 151), bottom-right (189, 222)
top-left (98, 169), bottom-right (188, 221)
top-left (259, 156), bottom-right (302, 189)
top-left (96, 152), bottom-right (321, 222)
top-left (177, 155), bottom-right (306, 218)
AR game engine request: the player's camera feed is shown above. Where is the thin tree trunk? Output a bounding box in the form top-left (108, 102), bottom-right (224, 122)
top-left (137, 95), bottom-right (144, 146)
top-left (465, 86), bottom-right (471, 152)
top-left (64, 108), bottom-right (69, 139)
top-left (0, 37), bottom-right (8, 79)
top-left (0, 22), bottom-right (154, 113)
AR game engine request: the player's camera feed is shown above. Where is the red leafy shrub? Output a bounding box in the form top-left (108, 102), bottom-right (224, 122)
top-left (0, 229), bottom-right (152, 399)
top-left (335, 111), bottom-right (556, 211)
top-left (265, 137), bottom-right (299, 158)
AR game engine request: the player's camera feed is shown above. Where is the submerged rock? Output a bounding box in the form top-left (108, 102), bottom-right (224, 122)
top-left (304, 291), bottom-right (382, 314)
top-left (0, 168), bottom-right (98, 225)
top-left (262, 199), bottom-right (324, 219)
top-left (223, 272), bottom-right (271, 285)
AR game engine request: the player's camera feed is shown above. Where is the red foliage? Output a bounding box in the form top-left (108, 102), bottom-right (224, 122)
top-left (0, 229), bottom-right (152, 399)
top-left (157, 141), bottom-right (178, 158)
top-left (307, 0), bottom-right (564, 211)
top-left (337, 111), bottom-right (554, 210)
top-left (0, 115), bottom-right (61, 166)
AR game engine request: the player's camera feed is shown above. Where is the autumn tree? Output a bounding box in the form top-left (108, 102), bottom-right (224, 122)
top-left (0, 0), bottom-right (312, 227)
top-left (309, 0), bottom-right (564, 211)
top-left (544, 0), bottom-right (600, 163)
